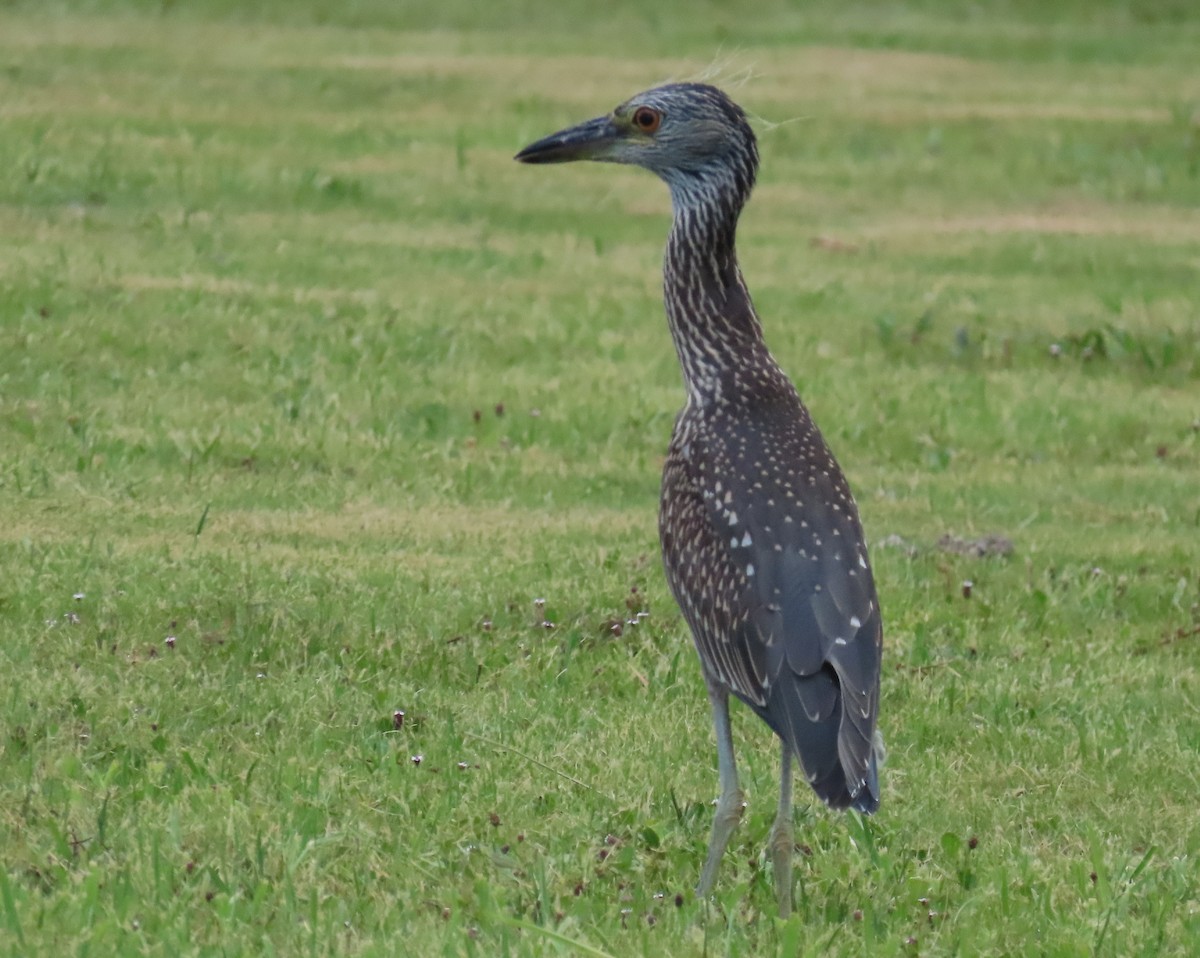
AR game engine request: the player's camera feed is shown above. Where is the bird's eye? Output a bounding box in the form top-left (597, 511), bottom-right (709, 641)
top-left (632, 107), bottom-right (662, 133)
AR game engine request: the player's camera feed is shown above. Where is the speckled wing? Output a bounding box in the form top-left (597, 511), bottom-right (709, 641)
top-left (685, 395), bottom-right (882, 811)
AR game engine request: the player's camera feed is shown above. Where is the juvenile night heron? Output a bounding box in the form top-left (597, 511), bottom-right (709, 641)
top-left (516, 83), bottom-right (883, 915)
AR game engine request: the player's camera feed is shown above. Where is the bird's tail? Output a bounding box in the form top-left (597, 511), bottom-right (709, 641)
top-left (848, 732), bottom-right (885, 814)
top-left (752, 668), bottom-right (883, 813)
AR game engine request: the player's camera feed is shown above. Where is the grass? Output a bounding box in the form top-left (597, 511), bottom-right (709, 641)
top-left (1, 1), bottom-right (1199, 954)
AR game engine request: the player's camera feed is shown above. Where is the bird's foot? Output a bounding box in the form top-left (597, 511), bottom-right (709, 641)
top-left (696, 787), bottom-right (746, 898)
top-left (768, 815), bottom-right (794, 918)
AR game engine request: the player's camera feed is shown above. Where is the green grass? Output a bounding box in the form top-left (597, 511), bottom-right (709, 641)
top-left (2, 1), bottom-right (1199, 955)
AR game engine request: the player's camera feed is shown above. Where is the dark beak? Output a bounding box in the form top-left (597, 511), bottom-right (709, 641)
top-left (514, 115), bottom-right (621, 164)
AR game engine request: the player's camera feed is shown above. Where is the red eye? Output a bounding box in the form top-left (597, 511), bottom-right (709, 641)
top-left (632, 106), bottom-right (662, 133)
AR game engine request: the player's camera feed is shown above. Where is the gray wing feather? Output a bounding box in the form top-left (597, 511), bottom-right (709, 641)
top-left (680, 401), bottom-right (882, 808)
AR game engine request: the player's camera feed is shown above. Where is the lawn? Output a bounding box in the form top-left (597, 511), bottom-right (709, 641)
top-left (1, 1), bottom-right (1199, 955)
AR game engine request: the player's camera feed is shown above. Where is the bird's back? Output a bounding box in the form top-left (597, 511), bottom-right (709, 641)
top-left (659, 367), bottom-right (882, 812)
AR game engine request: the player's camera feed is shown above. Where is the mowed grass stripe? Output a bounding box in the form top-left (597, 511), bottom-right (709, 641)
top-left (1, 2), bottom-right (1198, 955)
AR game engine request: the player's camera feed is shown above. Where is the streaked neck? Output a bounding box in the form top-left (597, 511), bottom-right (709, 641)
top-left (662, 178), bottom-right (771, 402)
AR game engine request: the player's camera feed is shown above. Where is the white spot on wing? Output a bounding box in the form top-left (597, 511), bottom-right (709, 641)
top-left (741, 531), bottom-right (752, 547)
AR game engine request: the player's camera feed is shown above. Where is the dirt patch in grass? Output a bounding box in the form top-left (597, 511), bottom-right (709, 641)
top-left (859, 208), bottom-right (1200, 242)
top-left (872, 102), bottom-right (1173, 123)
top-left (118, 272), bottom-right (387, 307)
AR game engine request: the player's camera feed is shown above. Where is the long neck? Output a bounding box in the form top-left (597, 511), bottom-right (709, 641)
top-left (662, 179), bottom-right (774, 402)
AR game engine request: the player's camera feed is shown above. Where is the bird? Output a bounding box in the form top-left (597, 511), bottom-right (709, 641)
top-left (515, 83), bottom-right (883, 916)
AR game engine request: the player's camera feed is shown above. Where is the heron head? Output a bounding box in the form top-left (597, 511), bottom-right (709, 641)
top-left (515, 83), bottom-right (758, 203)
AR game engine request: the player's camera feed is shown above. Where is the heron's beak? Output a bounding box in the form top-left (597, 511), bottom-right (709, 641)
top-left (515, 115), bottom-right (622, 164)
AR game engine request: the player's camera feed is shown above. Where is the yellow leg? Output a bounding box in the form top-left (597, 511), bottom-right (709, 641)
top-left (768, 742), bottom-right (795, 917)
top-left (696, 683), bottom-right (744, 898)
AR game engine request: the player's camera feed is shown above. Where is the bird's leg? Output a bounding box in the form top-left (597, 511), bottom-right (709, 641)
top-left (768, 742), bottom-right (795, 917)
top-left (696, 682), bottom-right (744, 899)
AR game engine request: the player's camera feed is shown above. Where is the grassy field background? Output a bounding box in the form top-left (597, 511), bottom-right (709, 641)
top-left (1, 1), bottom-right (1199, 955)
